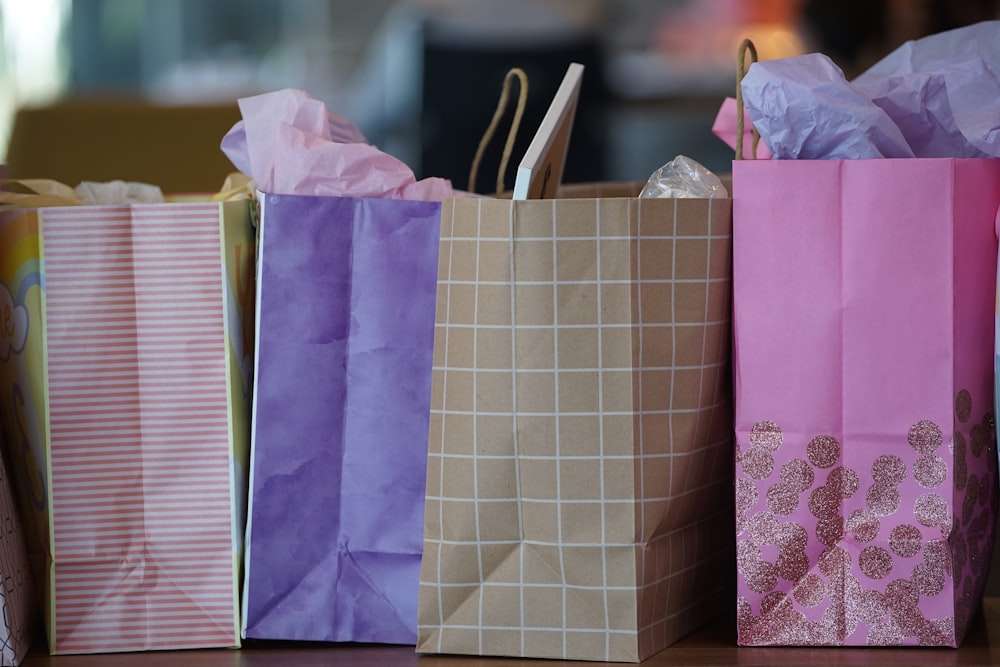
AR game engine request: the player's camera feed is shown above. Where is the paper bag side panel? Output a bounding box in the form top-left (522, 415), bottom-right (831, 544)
top-left (949, 159), bottom-right (1000, 641)
top-left (219, 198), bottom-right (255, 642)
top-left (632, 196), bottom-right (735, 659)
top-left (42, 203), bottom-right (240, 653)
top-left (0, 209), bottom-right (44, 662)
top-left (0, 209), bottom-right (51, 650)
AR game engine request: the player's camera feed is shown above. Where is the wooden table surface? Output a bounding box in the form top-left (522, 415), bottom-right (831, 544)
top-left (24, 597), bottom-right (1000, 666)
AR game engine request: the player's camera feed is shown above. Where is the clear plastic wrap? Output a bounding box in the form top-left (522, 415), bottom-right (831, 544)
top-left (640, 155), bottom-right (728, 199)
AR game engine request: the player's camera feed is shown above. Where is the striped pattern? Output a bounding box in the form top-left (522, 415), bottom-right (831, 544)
top-left (41, 204), bottom-right (238, 653)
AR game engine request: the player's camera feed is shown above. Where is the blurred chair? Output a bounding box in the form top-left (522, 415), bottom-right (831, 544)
top-left (5, 97), bottom-right (242, 193)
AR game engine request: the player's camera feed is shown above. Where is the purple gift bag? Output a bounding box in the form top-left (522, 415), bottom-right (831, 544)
top-left (242, 193), bottom-right (441, 643)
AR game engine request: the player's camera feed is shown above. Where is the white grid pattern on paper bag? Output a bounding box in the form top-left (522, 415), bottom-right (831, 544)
top-left (632, 197), bottom-right (734, 658)
top-left (42, 204), bottom-right (239, 654)
top-left (419, 191), bottom-right (733, 662)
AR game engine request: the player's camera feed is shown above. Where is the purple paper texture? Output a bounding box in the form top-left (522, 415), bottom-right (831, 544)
top-left (739, 20), bottom-right (1000, 159)
top-left (244, 193), bottom-right (441, 643)
top-left (852, 21), bottom-right (1000, 158)
top-left (740, 53), bottom-right (914, 159)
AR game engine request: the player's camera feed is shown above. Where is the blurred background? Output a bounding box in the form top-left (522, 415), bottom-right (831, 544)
top-left (1, 0), bottom-right (998, 193)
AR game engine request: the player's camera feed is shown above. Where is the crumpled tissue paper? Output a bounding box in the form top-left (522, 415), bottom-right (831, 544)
top-left (718, 21), bottom-right (1000, 160)
top-left (221, 88), bottom-right (455, 200)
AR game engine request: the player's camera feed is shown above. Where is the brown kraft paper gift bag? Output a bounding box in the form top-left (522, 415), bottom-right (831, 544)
top-left (416, 181), bottom-right (735, 662)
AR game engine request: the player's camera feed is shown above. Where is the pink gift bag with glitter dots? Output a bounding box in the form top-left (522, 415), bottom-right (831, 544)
top-left (732, 158), bottom-right (1000, 647)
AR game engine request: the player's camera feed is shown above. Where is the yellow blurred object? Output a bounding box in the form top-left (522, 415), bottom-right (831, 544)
top-left (0, 178), bottom-right (80, 207)
top-left (4, 97), bottom-right (242, 194)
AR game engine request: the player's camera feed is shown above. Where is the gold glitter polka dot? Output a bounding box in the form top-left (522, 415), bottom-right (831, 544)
top-left (777, 548), bottom-right (810, 582)
top-left (888, 524), bottom-right (922, 558)
top-left (856, 589), bottom-right (887, 625)
top-left (914, 493), bottom-right (949, 528)
top-left (913, 454), bottom-right (947, 488)
top-left (963, 476), bottom-right (979, 523)
top-left (809, 485), bottom-right (839, 520)
top-left (740, 447), bottom-right (775, 481)
top-left (747, 512), bottom-right (780, 545)
top-left (847, 509), bottom-right (880, 543)
top-left (954, 431), bottom-right (967, 491)
top-left (759, 591), bottom-right (788, 616)
top-left (867, 483), bottom-right (901, 516)
top-left (736, 478), bottom-right (758, 510)
top-left (952, 535), bottom-right (967, 571)
top-left (978, 473), bottom-right (992, 507)
top-left (970, 422), bottom-right (989, 457)
top-left (793, 573), bottom-right (825, 608)
top-left (890, 603), bottom-right (924, 638)
top-left (737, 596), bottom-right (754, 637)
top-left (747, 561), bottom-right (778, 594)
top-left (982, 412), bottom-right (996, 445)
top-left (932, 617), bottom-right (954, 641)
top-left (816, 517), bottom-right (844, 547)
top-left (908, 420), bottom-right (943, 454)
top-left (780, 458), bottom-right (815, 491)
top-left (955, 389), bottom-right (972, 423)
top-left (777, 523), bottom-right (810, 551)
top-left (922, 540), bottom-right (948, 570)
top-left (872, 455), bottom-right (906, 484)
top-left (843, 574), bottom-right (862, 600)
top-left (810, 601), bottom-right (856, 646)
top-left (766, 484), bottom-right (800, 516)
top-left (916, 620), bottom-right (949, 646)
top-left (739, 545), bottom-right (778, 595)
top-left (859, 546), bottom-right (893, 579)
top-left (827, 466), bottom-right (860, 499)
top-left (750, 420), bottom-right (783, 452)
top-left (868, 622), bottom-right (903, 646)
top-left (911, 561), bottom-right (946, 596)
top-left (818, 546), bottom-right (851, 577)
top-left (807, 435), bottom-right (840, 469)
top-left (885, 579), bottom-right (919, 609)
top-left (736, 478), bottom-right (757, 532)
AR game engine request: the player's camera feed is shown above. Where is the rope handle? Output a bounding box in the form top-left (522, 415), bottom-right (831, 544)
top-left (735, 38), bottom-right (760, 161)
top-left (468, 67), bottom-right (528, 195)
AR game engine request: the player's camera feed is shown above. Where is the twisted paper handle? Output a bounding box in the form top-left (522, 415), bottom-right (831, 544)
top-left (735, 38), bottom-right (760, 161)
top-left (468, 67), bottom-right (529, 195)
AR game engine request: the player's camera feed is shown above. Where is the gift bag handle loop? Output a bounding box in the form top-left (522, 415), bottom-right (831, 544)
top-left (469, 67), bottom-right (529, 195)
top-left (735, 38), bottom-right (760, 161)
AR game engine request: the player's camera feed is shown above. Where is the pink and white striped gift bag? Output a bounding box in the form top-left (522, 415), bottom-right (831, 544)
top-left (0, 200), bottom-right (254, 654)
